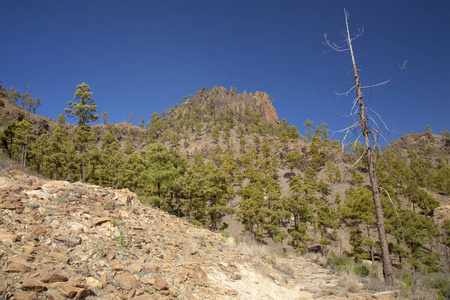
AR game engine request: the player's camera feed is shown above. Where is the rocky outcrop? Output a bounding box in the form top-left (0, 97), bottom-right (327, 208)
top-left (177, 86), bottom-right (280, 125)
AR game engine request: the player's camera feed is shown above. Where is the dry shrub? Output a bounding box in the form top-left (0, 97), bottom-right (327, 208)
top-left (235, 236), bottom-right (271, 259)
top-left (303, 252), bottom-right (328, 266)
top-left (361, 262), bottom-right (390, 292)
top-left (362, 276), bottom-right (389, 292)
top-left (367, 262), bottom-right (383, 280)
top-left (273, 262), bottom-right (294, 276)
top-left (340, 271), bottom-right (363, 293)
top-left (396, 284), bottom-right (439, 300)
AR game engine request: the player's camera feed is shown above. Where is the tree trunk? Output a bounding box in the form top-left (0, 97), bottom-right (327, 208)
top-left (23, 131), bottom-right (28, 168)
top-left (345, 13), bottom-right (394, 286)
top-left (80, 161), bottom-right (84, 183)
top-left (189, 195), bottom-right (192, 223)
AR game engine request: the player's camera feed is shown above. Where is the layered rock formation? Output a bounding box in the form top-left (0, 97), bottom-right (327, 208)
top-left (176, 86), bottom-right (280, 125)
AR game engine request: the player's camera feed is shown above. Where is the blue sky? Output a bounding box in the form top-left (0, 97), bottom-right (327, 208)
top-left (1, 0), bottom-right (449, 140)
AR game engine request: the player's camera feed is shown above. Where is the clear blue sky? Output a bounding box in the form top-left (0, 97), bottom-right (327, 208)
top-left (1, 0), bottom-right (449, 140)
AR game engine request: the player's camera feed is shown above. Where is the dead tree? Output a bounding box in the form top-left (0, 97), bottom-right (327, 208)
top-left (324, 9), bottom-right (406, 286)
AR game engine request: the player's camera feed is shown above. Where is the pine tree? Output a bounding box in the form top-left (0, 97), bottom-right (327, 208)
top-left (65, 83), bottom-right (99, 126)
top-left (97, 131), bottom-right (121, 187)
top-left (45, 126), bottom-right (73, 180)
top-left (3, 120), bottom-right (19, 159)
top-left (64, 83), bottom-right (99, 182)
top-left (238, 183), bottom-right (265, 239)
top-left (141, 143), bottom-right (176, 207)
top-left (6, 87), bottom-right (20, 104)
top-left (285, 150), bottom-right (302, 174)
top-left (118, 151), bottom-right (145, 193)
top-left (72, 124), bottom-right (96, 182)
top-left (28, 132), bottom-right (48, 174)
top-left (180, 166), bottom-right (204, 223)
top-left (203, 163), bottom-right (234, 230)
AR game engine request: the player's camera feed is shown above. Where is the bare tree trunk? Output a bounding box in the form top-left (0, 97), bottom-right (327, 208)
top-left (345, 13), bottom-right (394, 286)
top-left (80, 161), bottom-right (84, 183)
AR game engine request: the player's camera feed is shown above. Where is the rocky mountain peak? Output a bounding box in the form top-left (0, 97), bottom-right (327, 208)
top-left (179, 86), bottom-right (280, 125)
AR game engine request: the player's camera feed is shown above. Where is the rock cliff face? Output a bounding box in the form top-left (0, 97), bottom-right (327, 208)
top-left (177, 86), bottom-right (280, 125)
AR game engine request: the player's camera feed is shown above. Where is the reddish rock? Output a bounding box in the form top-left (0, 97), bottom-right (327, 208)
top-left (144, 265), bottom-right (160, 273)
top-left (24, 232), bottom-right (39, 241)
top-left (13, 290), bottom-right (39, 300)
top-left (154, 276), bottom-right (168, 291)
top-left (5, 261), bottom-right (31, 272)
top-left (48, 251), bottom-right (69, 263)
top-left (40, 273), bottom-right (69, 283)
top-left (32, 225), bottom-right (47, 235)
top-left (58, 283), bottom-right (81, 298)
top-left (46, 291), bottom-right (66, 300)
top-left (0, 228), bottom-right (18, 244)
top-left (21, 278), bottom-right (48, 292)
top-left (0, 201), bottom-right (15, 209)
top-left (91, 217), bottom-right (111, 226)
top-left (129, 263), bottom-right (143, 273)
top-left (99, 273), bottom-right (107, 288)
top-left (111, 259), bottom-right (124, 271)
top-left (75, 288), bottom-right (91, 299)
top-left (106, 251), bottom-right (116, 260)
top-left (126, 289), bottom-right (136, 299)
top-left (226, 289), bottom-right (239, 296)
top-left (114, 272), bottom-right (138, 290)
top-left (134, 294), bottom-right (153, 300)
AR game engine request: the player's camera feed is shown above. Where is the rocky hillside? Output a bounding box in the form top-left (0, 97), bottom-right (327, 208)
top-left (0, 89), bottom-right (56, 136)
top-left (0, 167), bottom-right (402, 300)
top-left (1, 83), bottom-right (449, 295)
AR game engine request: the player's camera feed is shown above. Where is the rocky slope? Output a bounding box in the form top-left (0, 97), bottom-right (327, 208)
top-left (0, 167), bottom-right (400, 300)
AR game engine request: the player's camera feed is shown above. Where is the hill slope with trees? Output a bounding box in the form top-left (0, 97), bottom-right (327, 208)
top-left (1, 83), bottom-right (449, 287)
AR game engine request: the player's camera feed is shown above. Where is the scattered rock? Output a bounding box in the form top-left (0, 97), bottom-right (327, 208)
top-left (144, 265), bottom-right (160, 273)
top-left (46, 291), bottom-right (66, 300)
top-left (13, 290), bottom-right (39, 300)
top-left (114, 272), bottom-right (138, 290)
top-left (154, 276), bottom-right (169, 291)
top-left (20, 278), bottom-right (47, 292)
top-left (5, 261), bottom-right (31, 272)
top-left (85, 277), bottom-right (103, 289)
top-left (111, 259), bottom-right (124, 271)
top-left (40, 273), bottom-right (69, 283)
top-left (129, 263), bottom-right (143, 273)
top-left (0, 228), bottom-right (18, 244)
top-left (58, 282), bottom-right (82, 298)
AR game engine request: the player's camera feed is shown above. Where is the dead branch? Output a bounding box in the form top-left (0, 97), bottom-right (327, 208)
top-left (361, 61), bottom-right (408, 89)
top-left (366, 107), bottom-right (394, 133)
top-left (379, 187), bottom-right (405, 244)
top-left (350, 147), bottom-right (367, 169)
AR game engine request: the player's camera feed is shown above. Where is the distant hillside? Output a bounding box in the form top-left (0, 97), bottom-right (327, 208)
top-left (0, 85), bottom-right (57, 135)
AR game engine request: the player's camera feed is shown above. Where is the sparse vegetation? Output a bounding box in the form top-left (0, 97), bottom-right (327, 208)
top-left (97, 246), bottom-right (108, 259)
